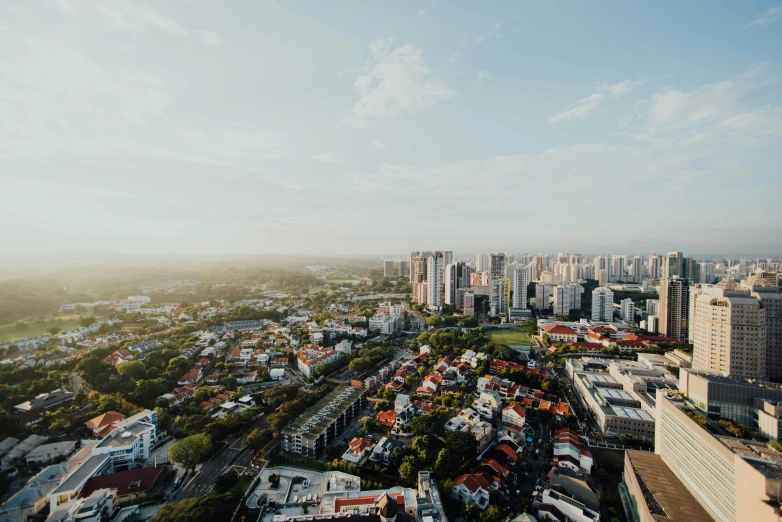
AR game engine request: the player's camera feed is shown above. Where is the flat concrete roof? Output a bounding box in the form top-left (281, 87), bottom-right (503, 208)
top-left (281, 386), bottom-right (364, 442)
top-left (625, 450), bottom-right (714, 522)
top-left (51, 454), bottom-right (110, 496)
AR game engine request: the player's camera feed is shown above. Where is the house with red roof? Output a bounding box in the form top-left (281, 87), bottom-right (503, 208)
top-left (542, 324), bottom-right (578, 343)
top-left (177, 367), bottom-right (203, 386)
top-left (502, 404), bottom-right (527, 432)
top-left (376, 409), bottom-right (396, 428)
top-left (451, 473), bottom-right (492, 510)
top-left (84, 411), bottom-right (127, 437)
top-left (342, 437), bottom-right (376, 464)
top-left (79, 464), bottom-right (172, 504)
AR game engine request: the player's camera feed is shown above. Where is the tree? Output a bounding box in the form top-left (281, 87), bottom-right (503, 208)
top-left (445, 431), bottom-right (478, 472)
top-left (480, 505), bottom-right (502, 522)
top-left (374, 399), bottom-right (390, 411)
top-left (398, 455), bottom-right (418, 485)
top-left (118, 360), bottom-right (146, 379)
top-left (410, 415), bottom-right (436, 435)
top-left (169, 433), bottom-right (212, 472)
top-left (166, 357), bottom-right (191, 376)
top-left (427, 316), bottom-right (442, 328)
top-left (463, 317), bottom-right (479, 328)
top-left (434, 448), bottom-right (450, 476)
top-left (79, 316), bottom-right (97, 327)
top-left (48, 326), bottom-right (61, 335)
top-left (247, 428), bottom-right (274, 451)
top-left (412, 435), bottom-right (430, 460)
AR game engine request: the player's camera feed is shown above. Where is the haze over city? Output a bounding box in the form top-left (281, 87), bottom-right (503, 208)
top-left (2, 1), bottom-right (782, 261)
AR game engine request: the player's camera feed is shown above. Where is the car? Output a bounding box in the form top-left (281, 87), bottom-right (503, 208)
top-left (173, 477), bottom-right (182, 488)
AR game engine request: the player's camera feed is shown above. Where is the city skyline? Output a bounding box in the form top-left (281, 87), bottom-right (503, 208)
top-left (2, 1), bottom-right (782, 259)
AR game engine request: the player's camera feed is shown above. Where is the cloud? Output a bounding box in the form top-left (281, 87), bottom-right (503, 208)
top-left (450, 22), bottom-right (503, 63)
top-left (745, 7), bottom-right (782, 28)
top-left (549, 93), bottom-right (605, 123)
top-left (341, 39), bottom-right (454, 127)
top-left (194, 30), bottom-right (222, 46)
top-left (473, 71), bottom-right (490, 87)
top-left (371, 140), bottom-right (387, 150)
top-left (314, 152), bottom-right (343, 164)
top-left (59, 0), bottom-right (221, 45)
top-left (418, 9), bottom-right (427, 17)
top-left (550, 78), bottom-right (644, 123)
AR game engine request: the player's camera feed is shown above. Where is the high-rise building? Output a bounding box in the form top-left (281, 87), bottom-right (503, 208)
top-left (488, 253), bottom-right (506, 316)
top-left (700, 262), bottom-right (717, 284)
top-left (647, 315), bottom-right (659, 333)
top-left (659, 276), bottom-right (690, 342)
top-left (399, 261), bottom-right (410, 278)
top-left (552, 284), bottom-right (581, 316)
top-left (692, 279), bottom-right (767, 380)
top-left (598, 269), bottom-right (608, 288)
top-left (463, 291), bottom-right (475, 317)
top-left (383, 259), bottom-right (395, 277)
top-left (444, 262), bottom-right (470, 306)
top-left (648, 254), bottom-right (661, 280)
top-left (410, 253), bottom-right (429, 286)
top-left (687, 284), bottom-right (705, 343)
top-left (611, 255), bottom-right (627, 282)
top-left (662, 251), bottom-right (700, 281)
top-left (620, 298), bottom-right (635, 323)
top-left (651, 389), bottom-right (782, 522)
top-left (475, 253), bottom-right (489, 272)
top-left (646, 299), bottom-right (659, 316)
top-left (742, 271), bottom-right (782, 381)
top-left (426, 253), bottom-right (444, 310)
top-left (630, 255), bottom-right (643, 283)
top-left (594, 255), bottom-right (608, 280)
top-left (591, 287), bottom-right (614, 322)
top-left (512, 266), bottom-right (528, 309)
top-left (490, 279), bottom-right (509, 316)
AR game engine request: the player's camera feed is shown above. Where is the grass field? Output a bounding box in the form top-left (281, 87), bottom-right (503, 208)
top-left (308, 286), bottom-right (334, 295)
top-left (486, 328), bottom-right (532, 346)
top-left (0, 314), bottom-right (105, 344)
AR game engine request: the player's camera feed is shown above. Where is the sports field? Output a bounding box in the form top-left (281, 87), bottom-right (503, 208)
top-left (0, 314), bottom-right (104, 344)
top-left (326, 279), bottom-right (361, 285)
top-left (486, 328), bottom-right (532, 346)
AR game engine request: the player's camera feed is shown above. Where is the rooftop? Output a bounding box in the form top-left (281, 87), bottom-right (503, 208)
top-left (625, 450), bottom-right (714, 522)
top-left (281, 386), bottom-right (365, 441)
top-left (95, 422), bottom-right (150, 449)
top-left (51, 454), bottom-right (111, 496)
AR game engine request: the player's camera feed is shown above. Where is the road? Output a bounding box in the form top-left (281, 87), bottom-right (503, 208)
top-left (177, 416), bottom-right (267, 499)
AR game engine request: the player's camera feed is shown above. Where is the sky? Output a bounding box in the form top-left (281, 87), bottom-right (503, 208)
top-left (1, 1), bottom-right (782, 262)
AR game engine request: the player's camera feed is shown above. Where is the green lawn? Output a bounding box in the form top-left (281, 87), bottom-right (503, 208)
top-left (308, 286), bottom-right (334, 295)
top-left (0, 314), bottom-right (105, 344)
top-left (486, 328), bottom-right (532, 346)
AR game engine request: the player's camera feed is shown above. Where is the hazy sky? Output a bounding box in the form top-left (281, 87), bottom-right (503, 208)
top-left (2, 1), bottom-right (782, 260)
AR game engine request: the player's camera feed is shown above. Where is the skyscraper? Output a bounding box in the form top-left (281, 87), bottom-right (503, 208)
top-left (658, 252), bottom-right (700, 341)
top-left (490, 278), bottom-right (509, 316)
top-left (659, 276), bottom-right (690, 342)
top-left (598, 269), bottom-right (608, 288)
top-left (611, 255), bottom-right (627, 282)
top-left (475, 253), bottom-right (489, 272)
top-left (444, 261), bottom-right (470, 306)
top-left (591, 287), bottom-right (614, 322)
top-left (512, 266), bottom-right (528, 309)
top-left (383, 259), bottom-right (394, 277)
top-left (426, 252), bottom-right (444, 310)
top-left (410, 253), bottom-right (429, 304)
top-left (488, 253), bottom-right (506, 316)
top-left (631, 255), bottom-right (643, 283)
top-left (552, 284), bottom-right (581, 316)
top-left (620, 298), bottom-right (635, 323)
top-left (463, 291), bottom-right (475, 317)
top-left (648, 254), bottom-right (661, 280)
top-left (692, 279), bottom-right (767, 379)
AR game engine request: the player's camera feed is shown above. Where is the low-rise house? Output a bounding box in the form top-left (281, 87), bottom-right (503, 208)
top-left (452, 473), bottom-right (492, 510)
top-left (297, 345), bottom-right (339, 378)
top-left (376, 409), bottom-right (396, 429)
top-left (84, 411), bottom-right (127, 438)
top-left (26, 441), bottom-right (77, 466)
top-left (15, 389), bottom-right (75, 425)
top-left (342, 438), bottom-right (375, 464)
top-left (1, 435), bottom-right (46, 470)
top-left (502, 404), bottom-right (528, 433)
top-left (369, 436), bottom-right (404, 466)
top-left (553, 428), bottom-right (593, 474)
top-left (177, 367), bottom-right (203, 386)
top-left (472, 390), bottom-right (502, 420)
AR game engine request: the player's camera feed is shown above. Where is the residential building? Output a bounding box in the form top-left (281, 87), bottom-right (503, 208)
top-left (488, 253), bottom-right (506, 316)
top-left (654, 389), bottom-right (782, 522)
top-left (645, 299), bottom-right (659, 316)
top-left (659, 276), bottom-right (690, 342)
top-left (648, 253), bottom-right (661, 281)
top-left (490, 278), bottom-right (509, 316)
top-left (591, 287), bottom-right (613, 322)
top-left (384, 259), bottom-right (395, 277)
top-left (502, 404), bottom-right (527, 432)
top-left (281, 386), bottom-right (367, 459)
top-left (552, 429), bottom-right (593, 474)
top-left (692, 279), bottom-right (767, 379)
top-left (1, 435), bottom-right (46, 470)
top-left (426, 252), bottom-right (444, 311)
top-left (451, 473), bottom-right (491, 510)
top-left (14, 389), bottom-right (75, 426)
top-left (475, 253), bottom-right (489, 273)
top-left (341, 437), bottom-right (375, 464)
top-left (46, 488), bottom-right (117, 522)
top-left (463, 291), bottom-right (475, 317)
top-left (297, 345), bottom-right (340, 378)
top-left (552, 283), bottom-right (582, 316)
top-left (611, 254), bottom-right (627, 282)
top-left (620, 298), bottom-right (635, 323)
top-left (444, 262), bottom-right (470, 306)
top-left (369, 314), bottom-right (402, 335)
top-left (631, 255), bottom-right (643, 283)
top-left (512, 267), bottom-right (528, 309)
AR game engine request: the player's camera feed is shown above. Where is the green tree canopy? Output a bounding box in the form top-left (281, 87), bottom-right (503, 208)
top-left (169, 433), bottom-right (212, 472)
